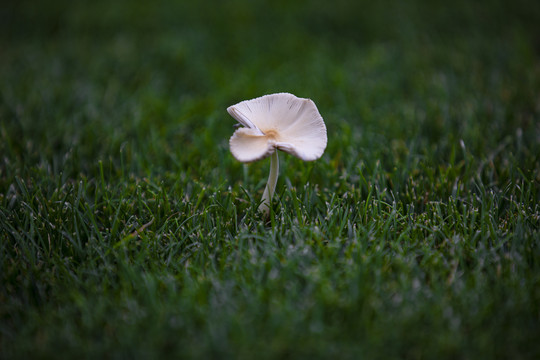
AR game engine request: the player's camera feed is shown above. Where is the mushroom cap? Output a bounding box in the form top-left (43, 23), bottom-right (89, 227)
top-left (228, 93), bottom-right (327, 163)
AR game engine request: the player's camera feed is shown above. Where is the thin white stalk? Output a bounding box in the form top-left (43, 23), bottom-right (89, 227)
top-left (259, 150), bottom-right (279, 216)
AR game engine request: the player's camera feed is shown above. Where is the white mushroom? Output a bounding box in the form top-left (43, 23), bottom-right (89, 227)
top-left (227, 93), bottom-right (327, 216)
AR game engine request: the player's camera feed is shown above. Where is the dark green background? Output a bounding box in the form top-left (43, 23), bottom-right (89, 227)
top-left (1, 0), bottom-right (539, 358)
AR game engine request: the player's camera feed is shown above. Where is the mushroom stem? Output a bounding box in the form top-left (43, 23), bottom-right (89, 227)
top-left (259, 150), bottom-right (279, 216)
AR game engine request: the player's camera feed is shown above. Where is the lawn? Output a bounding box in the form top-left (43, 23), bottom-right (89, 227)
top-left (1, 0), bottom-right (539, 358)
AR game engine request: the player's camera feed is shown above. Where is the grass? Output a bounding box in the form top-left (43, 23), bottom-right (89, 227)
top-left (1, 0), bottom-right (539, 358)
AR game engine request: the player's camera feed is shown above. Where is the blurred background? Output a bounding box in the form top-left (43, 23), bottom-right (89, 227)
top-left (1, 0), bottom-right (538, 182)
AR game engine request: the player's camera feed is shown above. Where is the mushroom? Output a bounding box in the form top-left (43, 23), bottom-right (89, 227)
top-left (227, 93), bottom-right (327, 216)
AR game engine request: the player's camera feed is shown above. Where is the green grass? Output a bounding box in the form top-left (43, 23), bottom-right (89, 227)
top-left (1, 0), bottom-right (539, 358)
